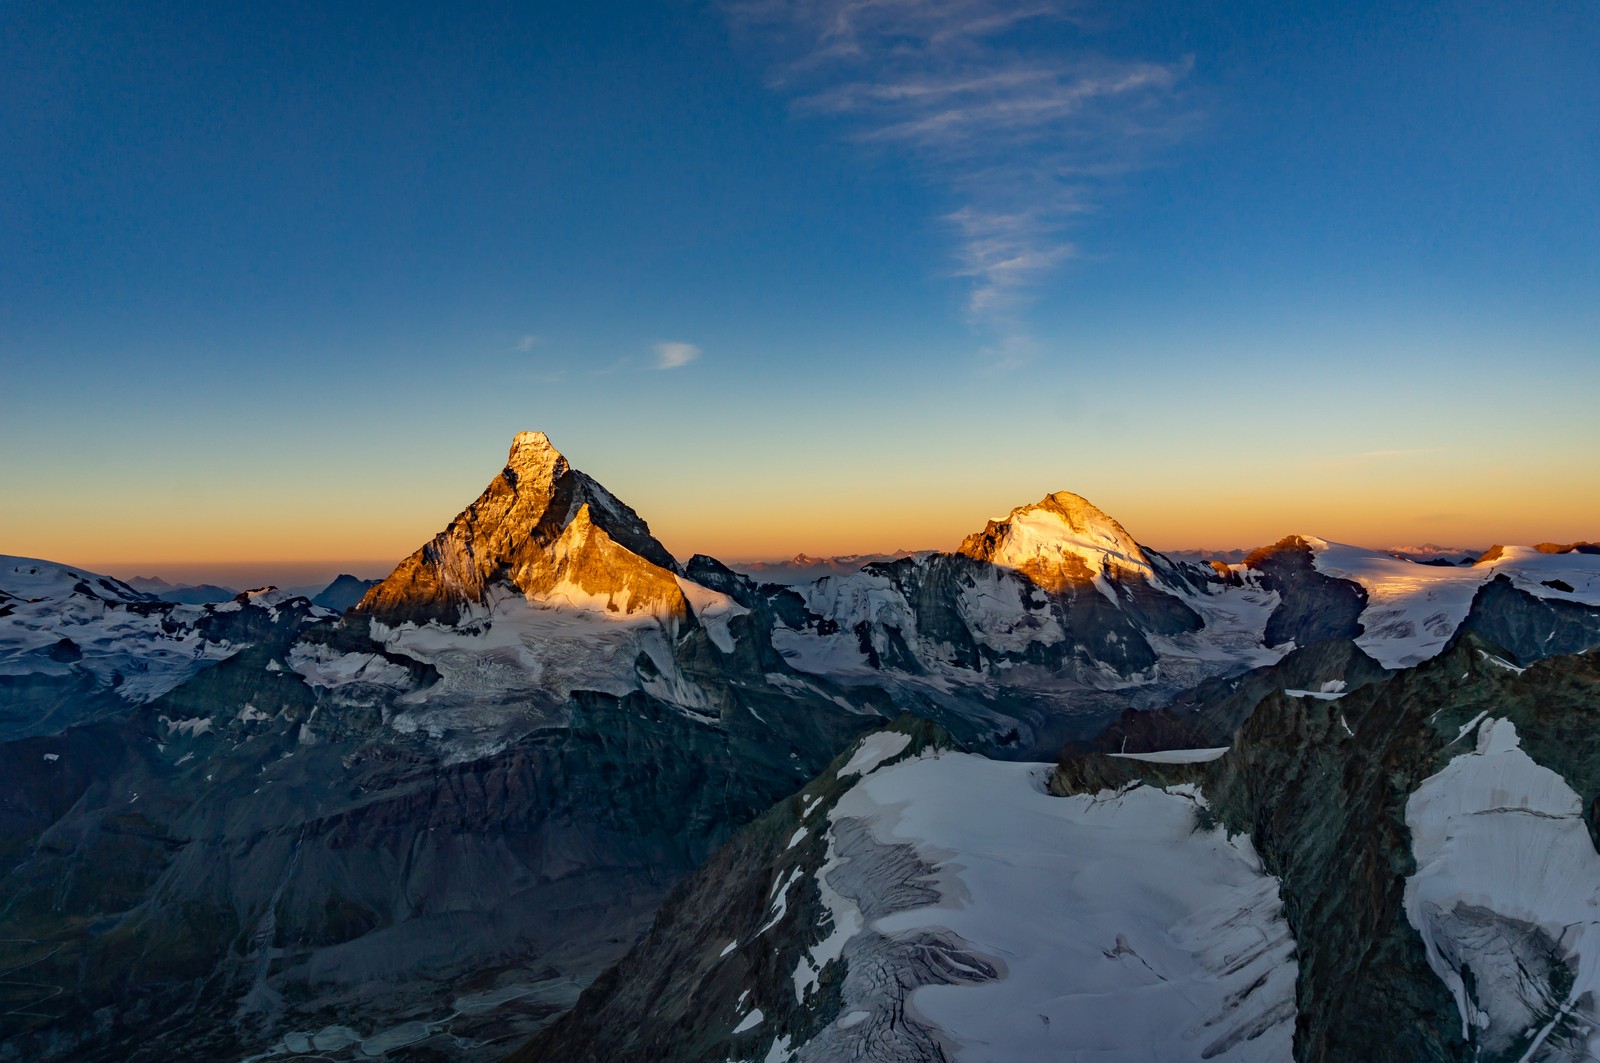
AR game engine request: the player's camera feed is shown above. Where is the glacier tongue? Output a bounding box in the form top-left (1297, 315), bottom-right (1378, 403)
top-left (799, 752), bottom-right (1298, 1061)
top-left (1405, 717), bottom-right (1600, 1060)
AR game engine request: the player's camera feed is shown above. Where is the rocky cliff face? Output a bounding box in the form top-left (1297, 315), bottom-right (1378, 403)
top-left (1243, 535), bottom-right (1369, 648)
top-left (1052, 637), bottom-right (1600, 1062)
top-left (355, 431), bottom-right (683, 627)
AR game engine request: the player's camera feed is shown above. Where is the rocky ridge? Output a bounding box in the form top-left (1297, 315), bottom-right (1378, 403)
top-left (4, 432), bottom-right (1600, 1063)
top-left (355, 431), bottom-right (684, 627)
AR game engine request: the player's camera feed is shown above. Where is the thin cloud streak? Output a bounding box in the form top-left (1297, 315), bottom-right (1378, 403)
top-left (1314, 447), bottom-right (1448, 471)
top-left (653, 341), bottom-right (702, 370)
top-left (724, 0), bottom-right (1194, 362)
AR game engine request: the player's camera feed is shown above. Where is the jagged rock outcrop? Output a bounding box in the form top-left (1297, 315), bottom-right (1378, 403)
top-left (355, 431), bottom-right (684, 627)
top-left (1455, 574), bottom-right (1600, 665)
top-left (1063, 637), bottom-right (1392, 756)
top-left (1244, 535), bottom-right (1368, 648)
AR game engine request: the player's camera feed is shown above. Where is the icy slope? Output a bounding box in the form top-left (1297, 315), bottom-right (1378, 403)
top-left (516, 722), bottom-right (1297, 1063)
top-left (1406, 717), bottom-right (1600, 1060)
top-left (1305, 538), bottom-right (1600, 668)
top-left (803, 751), bottom-right (1297, 1062)
top-left (0, 555), bottom-right (240, 721)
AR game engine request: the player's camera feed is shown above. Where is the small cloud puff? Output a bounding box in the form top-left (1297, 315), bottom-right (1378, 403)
top-left (514, 334), bottom-right (541, 352)
top-left (653, 341), bottom-right (702, 370)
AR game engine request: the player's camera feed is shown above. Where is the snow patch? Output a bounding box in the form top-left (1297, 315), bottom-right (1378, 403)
top-left (160, 716), bottom-right (213, 737)
top-left (676, 576), bottom-right (748, 653)
top-left (1109, 746), bottom-right (1229, 764)
top-left (838, 732), bottom-right (911, 779)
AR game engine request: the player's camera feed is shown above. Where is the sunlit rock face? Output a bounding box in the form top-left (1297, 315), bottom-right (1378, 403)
top-left (957, 490), bottom-right (1163, 594)
top-left (355, 431), bottom-right (688, 626)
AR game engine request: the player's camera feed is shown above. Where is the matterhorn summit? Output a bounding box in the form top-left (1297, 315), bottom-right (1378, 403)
top-left (356, 431), bottom-right (687, 625)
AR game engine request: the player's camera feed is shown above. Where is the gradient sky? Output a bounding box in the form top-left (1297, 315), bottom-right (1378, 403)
top-left (3, 0), bottom-right (1597, 585)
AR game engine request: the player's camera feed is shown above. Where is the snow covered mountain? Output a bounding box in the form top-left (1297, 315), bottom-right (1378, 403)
top-left (0, 556), bottom-right (326, 738)
top-left (1301, 535), bottom-right (1600, 667)
top-left (730, 551), bottom-right (927, 585)
top-left (356, 430), bottom-right (687, 625)
top-left (4, 430), bottom-right (1599, 1063)
top-left (518, 637), bottom-right (1600, 1063)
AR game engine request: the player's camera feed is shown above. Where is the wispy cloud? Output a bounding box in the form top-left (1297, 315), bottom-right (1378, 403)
top-left (723, 0), bottom-right (1194, 362)
top-left (1315, 447), bottom-right (1447, 471)
top-left (513, 334), bottom-right (541, 352)
top-left (1360, 447), bottom-right (1444, 460)
top-left (653, 341), bottom-right (702, 370)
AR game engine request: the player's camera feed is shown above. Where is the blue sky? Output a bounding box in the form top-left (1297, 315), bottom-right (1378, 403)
top-left (3, 0), bottom-right (1597, 582)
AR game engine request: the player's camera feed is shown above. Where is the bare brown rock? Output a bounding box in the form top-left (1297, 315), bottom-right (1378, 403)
top-left (355, 432), bottom-right (684, 626)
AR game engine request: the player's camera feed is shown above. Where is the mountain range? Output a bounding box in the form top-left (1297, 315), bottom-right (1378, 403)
top-left (3, 431), bottom-right (1598, 1062)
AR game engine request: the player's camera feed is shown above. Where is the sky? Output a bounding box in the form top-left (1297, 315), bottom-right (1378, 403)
top-left (3, 0), bottom-right (1597, 585)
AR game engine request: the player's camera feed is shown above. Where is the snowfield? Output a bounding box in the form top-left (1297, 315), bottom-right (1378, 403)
top-left (1305, 539), bottom-right (1600, 668)
top-left (787, 749), bottom-right (1298, 1061)
top-left (1406, 717), bottom-right (1600, 1060)
top-left (0, 555), bottom-right (237, 707)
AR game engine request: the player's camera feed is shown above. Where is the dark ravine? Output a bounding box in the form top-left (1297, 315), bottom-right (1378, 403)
top-left (0, 607), bottom-right (877, 1062)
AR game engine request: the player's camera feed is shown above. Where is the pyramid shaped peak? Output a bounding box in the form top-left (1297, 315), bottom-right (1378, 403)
top-left (356, 433), bottom-right (680, 626)
top-left (507, 430), bottom-right (565, 474)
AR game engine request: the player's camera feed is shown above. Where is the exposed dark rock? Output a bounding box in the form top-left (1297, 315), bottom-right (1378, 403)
top-left (1054, 638), bottom-right (1600, 1062)
top-left (310, 574), bottom-right (380, 612)
top-left (508, 717), bottom-right (955, 1063)
top-left (1244, 536), bottom-right (1368, 648)
top-left (45, 638), bottom-right (81, 663)
top-left (1455, 574), bottom-right (1600, 665)
top-left (1060, 638), bottom-right (1391, 757)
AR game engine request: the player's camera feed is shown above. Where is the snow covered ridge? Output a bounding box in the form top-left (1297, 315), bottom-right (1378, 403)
top-left (0, 555), bottom-right (331, 718)
top-left (1303, 537), bottom-right (1600, 668)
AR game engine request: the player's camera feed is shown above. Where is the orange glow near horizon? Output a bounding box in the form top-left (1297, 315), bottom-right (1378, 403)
top-left (21, 469), bottom-right (1596, 588)
top-left (6, 422), bottom-right (1597, 587)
